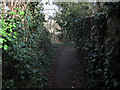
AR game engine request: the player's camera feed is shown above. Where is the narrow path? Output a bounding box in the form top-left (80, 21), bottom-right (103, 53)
top-left (47, 46), bottom-right (88, 88)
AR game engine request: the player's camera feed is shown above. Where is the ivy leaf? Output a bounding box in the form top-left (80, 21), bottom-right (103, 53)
top-left (13, 36), bottom-right (17, 39)
top-left (10, 29), bottom-right (12, 32)
top-left (4, 45), bottom-right (8, 50)
top-left (0, 45), bottom-right (2, 48)
top-left (20, 11), bottom-right (24, 15)
top-left (11, 12), bottom-right (16, 15)
top-left (0, 38), bottom-right (3, 43)
top-left (14, 32), bottom-right (17, 35)
top-left (13, 24), bottom-right (16, 28)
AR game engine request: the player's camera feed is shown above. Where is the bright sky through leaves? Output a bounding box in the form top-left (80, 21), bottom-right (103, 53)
top-left (42, 0), bottom-right (58, 16)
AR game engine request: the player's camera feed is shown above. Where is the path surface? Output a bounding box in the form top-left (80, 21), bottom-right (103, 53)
top-left (47, 46), bottom-right (88, 88)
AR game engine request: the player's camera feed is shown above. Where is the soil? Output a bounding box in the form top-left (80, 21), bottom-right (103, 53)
top-left (46, 46), bottom-right (88, 88)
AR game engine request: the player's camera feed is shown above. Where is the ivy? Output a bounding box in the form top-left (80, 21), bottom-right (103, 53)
top-left (1, 2), bottom-right (54, 88)
top-left (72, 2), bottom-right (120, 89)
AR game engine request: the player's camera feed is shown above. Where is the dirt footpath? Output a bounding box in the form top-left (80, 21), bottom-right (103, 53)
top-left (47, 46), bottom-right (88, 88)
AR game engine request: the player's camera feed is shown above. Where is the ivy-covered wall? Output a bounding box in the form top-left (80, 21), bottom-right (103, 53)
top-left (73, 2), bottom-right (120, 89)
top-left (1, 2), bottom-right (54, 88)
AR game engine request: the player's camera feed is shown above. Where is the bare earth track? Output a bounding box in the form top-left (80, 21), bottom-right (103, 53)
top-left (47, 46), bottom-right (88, 88)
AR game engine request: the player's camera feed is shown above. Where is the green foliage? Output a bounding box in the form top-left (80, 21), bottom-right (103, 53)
top-left (53, 1), bottom-right (120, 89)
top-left (1, 2), bottom-right (54, 88)
top-left (72, 2), bottom-right (120, 89)
top-left (54, 2), bottom-right (93, 42)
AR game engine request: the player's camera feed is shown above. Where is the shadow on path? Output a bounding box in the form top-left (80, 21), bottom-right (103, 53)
top-left (47, 46), bottom-right (88, 88)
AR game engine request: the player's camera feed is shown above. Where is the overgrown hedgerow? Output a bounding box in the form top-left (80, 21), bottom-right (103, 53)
top-left (1, 2), bottom-right (54, 88)
top-left (73, 2), bottom-right (120, 89)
